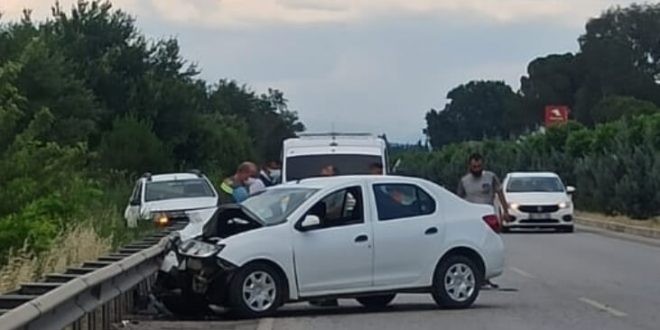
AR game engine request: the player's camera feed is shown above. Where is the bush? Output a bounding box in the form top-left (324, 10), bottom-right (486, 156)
top-left (400, 114), bottom-right (660, 219)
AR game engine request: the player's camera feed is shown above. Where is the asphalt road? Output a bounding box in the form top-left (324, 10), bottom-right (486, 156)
top-left (125, 226), bottom-right (660, 330)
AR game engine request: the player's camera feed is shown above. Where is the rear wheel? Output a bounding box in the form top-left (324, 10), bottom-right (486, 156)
top-left (431, 255), bottom-right (481, 309)
top-left (356, 294), bottom-right (396, 309)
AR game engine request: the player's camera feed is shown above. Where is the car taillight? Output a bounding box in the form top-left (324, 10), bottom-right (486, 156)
top-left (483, 214), bottom-right (501, 233)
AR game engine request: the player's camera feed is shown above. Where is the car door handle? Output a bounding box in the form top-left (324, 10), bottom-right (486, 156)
top-left (425, 227), bottom-right (438, 235)
top-left (354, 235), bottom-right (369, 243)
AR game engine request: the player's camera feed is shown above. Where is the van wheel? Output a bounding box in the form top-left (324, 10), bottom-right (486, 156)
top-left (356, 294), bottom-right (396, 309)
top-left (228, 262), bottom-right (284, 318)
top-left (431, 255), bottom-right (481, 309)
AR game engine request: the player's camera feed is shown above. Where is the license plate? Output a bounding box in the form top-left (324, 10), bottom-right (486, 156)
top-left (529, 213), bottom-right (550, 220)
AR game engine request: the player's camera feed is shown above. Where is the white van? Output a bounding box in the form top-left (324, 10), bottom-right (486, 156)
top-left (281, 133), bottom-right (389, 183)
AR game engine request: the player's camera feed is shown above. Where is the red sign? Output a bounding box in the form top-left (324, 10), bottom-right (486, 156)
top-left (545, 106), bottom-right (570, 126)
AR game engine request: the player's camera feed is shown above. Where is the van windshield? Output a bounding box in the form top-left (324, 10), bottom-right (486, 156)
top-left (285, 154), bottom-right (383, 181)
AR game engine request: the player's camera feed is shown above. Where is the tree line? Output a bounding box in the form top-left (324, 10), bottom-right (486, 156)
top-left (424, 4), bottom-right (660, 148)
top-left (405, 3), bottom-right (660, 220)
top-left (0, 1), bottom-right (304, 258)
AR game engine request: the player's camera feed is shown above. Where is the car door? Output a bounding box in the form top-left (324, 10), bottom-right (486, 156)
top-left (293, 184), bottom-right (374, 295)
top-left (371, 183), bottom-right (443, 287)
top-left (124, 181), bottom-right (143, 227)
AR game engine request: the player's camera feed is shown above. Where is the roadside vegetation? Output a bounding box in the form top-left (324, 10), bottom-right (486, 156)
top-left (0, 0), bottom-right (304, 286)
top-left (399, 3), bottom-right (660, 220)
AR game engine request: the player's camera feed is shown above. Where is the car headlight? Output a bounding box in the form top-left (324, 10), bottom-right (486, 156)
top-left (508, 203), bottom-right (520, 211)
top-left (559, 201), bottom-right (572, 209)
top-left (153, 212), bottom-right (170, 226)
top-left (178, 240), bottom-right (224, 258)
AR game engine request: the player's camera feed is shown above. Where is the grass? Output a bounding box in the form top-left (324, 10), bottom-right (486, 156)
top-left (0, 208), bottom-right (153, 293)
top-left (0, 222), bottom-right (112, 293)
top-left (576, 211), bottom-right (660, 229)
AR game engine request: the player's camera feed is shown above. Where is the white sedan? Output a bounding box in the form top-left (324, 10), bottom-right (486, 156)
top-left (500, 172), bottom-right (575, 233)
top-left (159, 175), bottom-right (504, 318)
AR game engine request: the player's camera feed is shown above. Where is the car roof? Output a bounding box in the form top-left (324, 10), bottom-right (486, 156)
top-left (146, 173), bottom-right (203, 182)
top-left (506, 172), bottom-right (560, 178)
top-left (283, 135), bottom-right (386, 149)
top-left (277, 175), bottom-right (429, 190)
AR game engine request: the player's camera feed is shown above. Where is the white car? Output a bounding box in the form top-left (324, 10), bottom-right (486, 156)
top-left (124, 171), bottom-right (218, 228)
top-left (157, 175), bottom-right (504, 318)
top-left (500, 172), bottom-right (575, 233)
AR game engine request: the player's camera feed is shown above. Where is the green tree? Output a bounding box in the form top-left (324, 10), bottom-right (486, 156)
top-left (98, 116), bottom-right (171, 174)
top-left (425, 81), bottom-right (525, 148)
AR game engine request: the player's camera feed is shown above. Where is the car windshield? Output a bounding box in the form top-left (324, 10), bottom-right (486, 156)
top-left (285, 154), bottom-right (382, 181)
top-left (145, 179), bottom-right (215, 202)
top-left (506, 177), bottom-right (565, 193)
top-left (241, 188), bottom-right (318, 225)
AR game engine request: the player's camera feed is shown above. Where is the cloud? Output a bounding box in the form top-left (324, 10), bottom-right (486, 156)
top-left (102, 0), bottom-right (638, 28)
top-left (1, 0), bottom-right (141, 20)
top-left (3, 0), bottom-right (633, 28)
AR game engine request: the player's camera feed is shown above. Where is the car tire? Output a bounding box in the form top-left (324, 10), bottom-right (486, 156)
top-left (228, 262), bottom-right (285, 319)
top-left (431, 255), bottom-right (481, 309)
top-left (356, 294), bottom-right (396, 309)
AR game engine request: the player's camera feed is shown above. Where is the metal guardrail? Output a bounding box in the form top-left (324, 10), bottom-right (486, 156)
top-left (0, 224), bottom-right (185, 330)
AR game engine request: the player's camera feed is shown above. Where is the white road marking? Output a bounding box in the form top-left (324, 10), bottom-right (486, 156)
top-left (257, 317), bottom-right (275, 330)
top-left (509, 267), bottom-right (536, 279)
top-left (579, 297), bottom-right (628, 317)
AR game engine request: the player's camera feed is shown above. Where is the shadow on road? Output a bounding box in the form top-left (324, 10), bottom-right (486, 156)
top-left (193, 302), bottom-right (507, 321)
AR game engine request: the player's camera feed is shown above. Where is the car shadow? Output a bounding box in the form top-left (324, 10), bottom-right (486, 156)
top-left (503, 229), bottom-right (568, 235)
top-left (201, 302), bottom-right (506, 321)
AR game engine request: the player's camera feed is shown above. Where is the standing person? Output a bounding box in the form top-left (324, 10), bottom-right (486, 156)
top-left (456, 153), bottom-right (510, 289)
top-left (259, 160), bottom-right (282, 187)
top-left (248, 161), bottom-right (281, 195)
top-left (320, 165), bottom-right (338, 177)
top-left (218, 162), bottom-right (258, 204)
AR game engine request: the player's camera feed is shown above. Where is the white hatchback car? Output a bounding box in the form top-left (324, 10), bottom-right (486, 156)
top-left (500, 172), bottom-right (575, 233)
top-left (124, 171), bottom-right (218, 228)
top-left (157, 175), bottom-right (504, 318)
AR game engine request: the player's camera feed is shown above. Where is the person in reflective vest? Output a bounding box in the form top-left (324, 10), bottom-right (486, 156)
top-left (218, 162), bottom-right (258, 205)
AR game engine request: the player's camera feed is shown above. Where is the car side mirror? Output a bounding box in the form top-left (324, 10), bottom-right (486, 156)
top-left (566, 186), bottom-right (576, 194)
top-left (296, 215), bottom-right (321, 231)
top-left (129, 199), bottom-right (141, 206)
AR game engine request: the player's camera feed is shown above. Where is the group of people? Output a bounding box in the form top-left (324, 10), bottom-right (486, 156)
top-left (218, 160), bottom-right (282, 205)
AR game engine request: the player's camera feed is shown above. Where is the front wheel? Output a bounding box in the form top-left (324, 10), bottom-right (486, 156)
top-left (356, 294), bottom-right (396, 309)
top-left (431, 255), bottom-right (481, 309)
top-left (228, 263), bottom-right (285, 318)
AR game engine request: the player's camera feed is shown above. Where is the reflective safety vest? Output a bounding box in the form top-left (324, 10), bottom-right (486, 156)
top-left (217, 179), bottom-right (236, 205)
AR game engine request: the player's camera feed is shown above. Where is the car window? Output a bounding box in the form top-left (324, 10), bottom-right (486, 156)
top-left (506, 177), bottom-right (564, 193)
top-left (130, 181), bottom-right (142, 205)
top-left (373, 184), bottom-right (436, 221)
top-left (144, 179), bottom-right (216, 202)
top-left (286, 154), bottom-right (383, 181)
top-left (242, 188), bottom-right (318, 225)
top-left (306, 186), bottom-right (364, 229)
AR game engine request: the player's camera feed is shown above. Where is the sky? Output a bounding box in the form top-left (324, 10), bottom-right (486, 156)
top-left (1, 0), bottom-right (641, 143)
